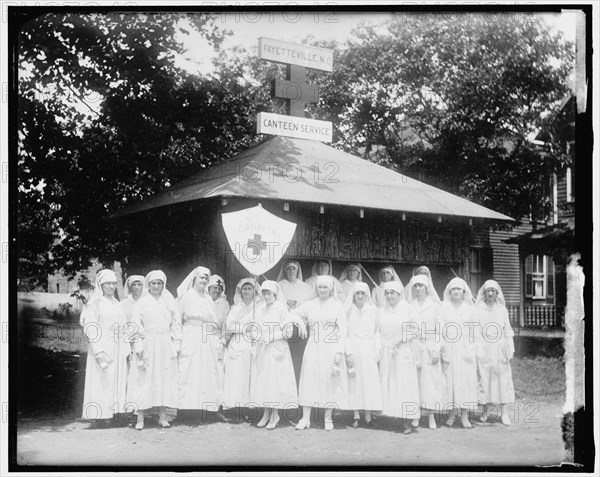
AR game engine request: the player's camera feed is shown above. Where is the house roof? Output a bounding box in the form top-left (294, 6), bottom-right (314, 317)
top-left (504, 221), bottom-right (575, 253)
top-left (114, 136), bottom-right (513, 221)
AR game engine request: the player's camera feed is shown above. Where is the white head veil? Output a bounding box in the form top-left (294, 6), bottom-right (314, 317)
top-left (79, 269), bottom-right (118, 326)
top-left (145, 270), bottom-right (176, 304)
top-left (311, 275), bottom-right (336, 299)
top-left (207, 274), bottom-right (227, 300)
top-left (383, 280), bottom-right (405, 301)
top-left (378, 265), bottom-right (403, 286)
top-left (87, 269), bottom-right (118, 306)
top-left (176, 266), bottom-right (211, 298)
top-left (123, 274), bottom-right (145, 300)
top-left (475, 279), bottom-right (506, 307)
top-left (339, 263), bottom-right (363, 283)
top-left (276, 260), bottom-right (304, 282)
top-left (233, 278), bottom-right (263, 306)
top-left (344, 281), bottom-right (372, 311)
top-left (408, 266), bottom-right (441, 303)
top-left (443, 277), bottom-right (475, 304)
top-left (309, 259), bottom-right (334, 278)
top-left (405, 274), bottom-right (436, 303)
top-left (260, 280), bottom-right (287, 305)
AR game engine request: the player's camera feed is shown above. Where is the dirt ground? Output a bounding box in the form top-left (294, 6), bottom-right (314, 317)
top-left (14, 346), bottom-right (569, 468)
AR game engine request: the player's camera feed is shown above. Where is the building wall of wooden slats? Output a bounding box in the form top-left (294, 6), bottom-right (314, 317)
top-left (556, 172), bottom-right (575, 223)
top-left (121, 197), bottom-right (486, 297)
top-left (488, 223), bottom-right (533, 305)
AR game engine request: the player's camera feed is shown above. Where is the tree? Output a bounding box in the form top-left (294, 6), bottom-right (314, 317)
top-left (312, 13), bottom-right (575, 222)
top-left (16, 12), bottom-right (264, 284)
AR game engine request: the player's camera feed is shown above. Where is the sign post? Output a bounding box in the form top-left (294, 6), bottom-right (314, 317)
top-left (257, 37), bottom-right (333, 142)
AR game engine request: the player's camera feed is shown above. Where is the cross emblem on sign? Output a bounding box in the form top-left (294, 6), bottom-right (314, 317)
top-left (272, 65), bottom-right (320, 118)
top-left (247, 234), bottom-right (267, 256)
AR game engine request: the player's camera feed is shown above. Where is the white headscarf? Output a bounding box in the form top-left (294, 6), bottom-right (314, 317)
top-left (309, 259), bottom-right (334, 278)
top-left (276, 260), bottom-right (305, 282)
top-left (383, 280), bottom-right (405, 296)
top-left (87, 269), bottom-right (118, 306)
top-left (123, 275), bottom-right (145, 300)
top-left (404, 274), bottom-right (435, 303)
top-left (208, 274), bottom-right (227, 300)
top-left (408, 266), bottom-right (441, 303)
top-left (475, 280), bottom-right (506, 307)
top-left (311, 275), bottom-right (336, 299)
top-left (260, 280), bottom-right (287, 305)
top-left (80, 269), bottom-right (118, 325)
top-left (339, 263), bottom-right (363, 283)
top-left (344, 281), bottom-right (372, 311)
top-left (176, 266), bottom-right (211, 298)
top-left (233, 278), bottom-right (263, 306)
top-left (443, 277), bottom-right (475, 304)
top-left (145, 270), bottom-right (176, 304)
top-left (378, 265), bottom-right (403, 286)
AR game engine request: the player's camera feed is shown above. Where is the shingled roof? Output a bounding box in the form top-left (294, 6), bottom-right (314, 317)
top-left (114, 136), bottom-right (513, 221)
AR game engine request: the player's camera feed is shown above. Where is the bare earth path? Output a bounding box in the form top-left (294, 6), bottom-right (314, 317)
top-left (15, 344), bottom-right (567, 468)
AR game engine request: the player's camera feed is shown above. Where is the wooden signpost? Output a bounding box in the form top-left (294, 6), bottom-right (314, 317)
top-left (257, 37), bottom-right (333, 143)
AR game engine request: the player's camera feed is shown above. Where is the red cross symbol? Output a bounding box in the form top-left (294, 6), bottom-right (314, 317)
top-left (247, 234), bottom-right (267, 255)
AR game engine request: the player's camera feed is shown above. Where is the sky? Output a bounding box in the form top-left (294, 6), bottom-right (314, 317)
top-left (175, 10), bottom-right (579, 76)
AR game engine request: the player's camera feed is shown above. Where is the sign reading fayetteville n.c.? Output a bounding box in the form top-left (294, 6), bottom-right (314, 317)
top-left (257, 112), bottom-right (332, 143)
top-left (258, 37), bottom-right (333, 72)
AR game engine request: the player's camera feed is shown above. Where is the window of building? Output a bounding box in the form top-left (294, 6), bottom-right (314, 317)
top-left (566, 166), bottom-right (575, 202)
top-left (525, 254), bottom-right (554, 299)
top-left (470, 247), bottom-right (493, 294)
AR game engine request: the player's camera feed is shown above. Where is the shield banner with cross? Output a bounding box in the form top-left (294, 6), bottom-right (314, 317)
top-left (221, 204), bottom-right (297, 276)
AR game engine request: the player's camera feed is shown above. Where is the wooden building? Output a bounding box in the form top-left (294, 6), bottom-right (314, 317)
top-left (113, 136), bottom-right (512, 296)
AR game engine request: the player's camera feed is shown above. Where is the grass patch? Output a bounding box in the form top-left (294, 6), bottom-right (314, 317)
top-left (512, 357), bottom-right (566, 404)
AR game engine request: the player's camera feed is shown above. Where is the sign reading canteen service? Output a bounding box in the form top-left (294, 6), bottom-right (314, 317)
top-left (257, 37), bottom-right (333, 143)
top-left (257, 112), bottom-right (332, 142)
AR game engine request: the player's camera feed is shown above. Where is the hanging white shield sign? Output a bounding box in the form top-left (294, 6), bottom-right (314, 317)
top-left (221, 203), bottom-right (297, 276)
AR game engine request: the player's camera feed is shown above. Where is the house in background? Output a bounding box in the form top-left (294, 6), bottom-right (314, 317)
top-left (473, 94), bottom-right (576, 333)
top-left (503, 94), bottom-right (576, 332)
top-left (47, 260), bottom-right (124, 296)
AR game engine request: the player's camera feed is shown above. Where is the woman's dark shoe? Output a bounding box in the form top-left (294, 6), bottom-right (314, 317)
top-left (351, 419), bottom-right (360, 428)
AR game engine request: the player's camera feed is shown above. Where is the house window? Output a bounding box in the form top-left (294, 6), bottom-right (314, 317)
top-left (566, 167), bottom-right (574, 202)
top-left (470, 247), bottom-right (492, 294)
top-left (525, 255), bottom-right (554, 299)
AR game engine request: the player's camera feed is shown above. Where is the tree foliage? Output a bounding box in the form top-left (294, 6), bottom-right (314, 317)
top-left (16, 12), bottom-right (266, 284)
top-left (16, 11), bottom-right (574, 286)
top-left (313, 13), bottom-right (574, 221)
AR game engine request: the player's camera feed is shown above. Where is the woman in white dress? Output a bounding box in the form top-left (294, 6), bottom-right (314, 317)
top-left (81, 269), bottom-right (130, 427)
top-left (304, 259), bottom-right (344, 301)
top-left (277, 260), bottom-right (313, 387)
top-left (440, 277), bottom-right (478, 428)
top-left (345, 282), bottom-right (382, 428)
top-left (207, 274), bottom-right (230, 329)
top-left (406, 274), bottom-right (445, 430)
top-left (372, 265), bottom-right (404, 308)
top-left (250, 280), bottom-right (297, 430)
top-left (474, 280), bottom-right (515, 426)
top-left (338, 263), bottom-right (366, 302)
top-left (120, 275), bottom-right (145, 320)
top-left (129, 270), bottom-right (181, 430)
top-left (120, 274), bottom-right (145, 417)
top-left (277, 260), bottom-right (313, 309)
top-left (288, 275), bottom-right (348, 431)
top-left (177, 266), bottom-right (226, 419)
top-left (222, 278), bottom-right (262, 419)
top-left (406, 265), bottom-right (441, 303)
top-left (377, 281), bottom-right (420, 434)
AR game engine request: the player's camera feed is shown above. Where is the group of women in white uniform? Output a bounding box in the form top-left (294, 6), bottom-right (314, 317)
top-left (81, 261), bottom-right (515, 433)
